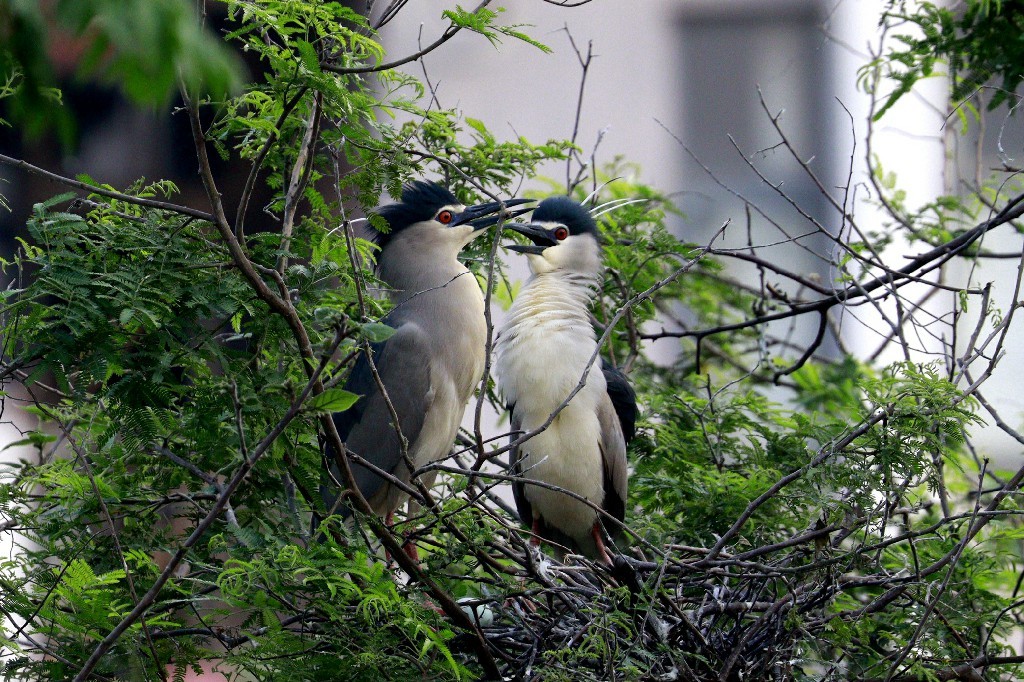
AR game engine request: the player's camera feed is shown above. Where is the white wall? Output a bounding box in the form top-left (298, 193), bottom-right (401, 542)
top-left (376, 2), bottom-right (685, 199)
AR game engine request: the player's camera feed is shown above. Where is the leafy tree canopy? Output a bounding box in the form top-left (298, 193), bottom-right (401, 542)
top-left (2, 1), bottom-right (1024, 680)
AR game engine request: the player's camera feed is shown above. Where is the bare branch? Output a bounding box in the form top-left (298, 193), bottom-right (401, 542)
top-left (0, 153), bottom-right (214, 222)
top-left (324, 1), bottom-right (493, 75)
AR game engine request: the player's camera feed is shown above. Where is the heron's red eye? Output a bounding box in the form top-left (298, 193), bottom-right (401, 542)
top-left (436, 210), bottom-right (454, 224)
top-left (554, 226), bottom-right (569, 241)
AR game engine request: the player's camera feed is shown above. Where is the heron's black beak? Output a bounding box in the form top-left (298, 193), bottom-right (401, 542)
top-left (467, 206), bottom-right (534, 231)
top-left (505, 222), bottom-right (555, 254)
top-left (454, 198), bottom-right (534, 230)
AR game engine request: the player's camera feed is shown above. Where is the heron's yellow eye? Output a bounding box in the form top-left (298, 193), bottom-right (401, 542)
top-left (437, 210), bottom-right (454, 224)
top-left (554, 226), bottom-right (569, 241)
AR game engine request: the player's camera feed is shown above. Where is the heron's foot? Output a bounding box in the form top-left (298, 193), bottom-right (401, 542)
top-left (503, 591), bottom-right (539, 614)
top-left (419, 597), bottom-right (445, 615)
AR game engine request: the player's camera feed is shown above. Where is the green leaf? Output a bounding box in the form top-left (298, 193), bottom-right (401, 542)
top-left (465, 117), bottom-right (488, 135)
top-left (306, 388), bottom-right (360, 413)
top-left (295, 40), bottom-right (322, 75)
top-left (361, 322), bottom-right (396, 343)
top-left (2, 432), bottom-right (58, 451)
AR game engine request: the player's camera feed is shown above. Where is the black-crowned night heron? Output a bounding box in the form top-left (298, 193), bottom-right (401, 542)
top-left (322, 181), bottom-right (529, 553)
top-left (494, 196), bottom-right (635, 565)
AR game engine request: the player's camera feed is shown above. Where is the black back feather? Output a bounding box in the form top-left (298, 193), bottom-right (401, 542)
top-left (601, 360), bottom-right (637, 445)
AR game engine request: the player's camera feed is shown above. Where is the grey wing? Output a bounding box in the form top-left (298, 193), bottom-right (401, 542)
top-left (507, 407), bottom-right (533, 527)
top-left (325, 322), bottom-right (434, 514)
top-left (597, 396), bottom-right (629, 536)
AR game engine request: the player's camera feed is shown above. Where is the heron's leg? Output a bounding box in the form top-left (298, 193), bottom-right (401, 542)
top-left (384, 509), bottom-right (421, 563)
top-left (382, 512), bottom-right (396, 564)
top-left (402, 539), bottom-right (420, 562)
top-left (591, 522), bottom-right (614, 566)
top-left (530, 518), bottom-right (542, 547)
top-left (506, 519), bottom-right (544, 614)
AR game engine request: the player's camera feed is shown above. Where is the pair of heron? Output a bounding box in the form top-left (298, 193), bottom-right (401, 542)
top-left (324, 181), bottom-right (635, 565)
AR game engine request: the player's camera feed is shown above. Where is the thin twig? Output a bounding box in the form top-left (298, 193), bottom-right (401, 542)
top-left (0, 153), bottom-right (214, 222)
